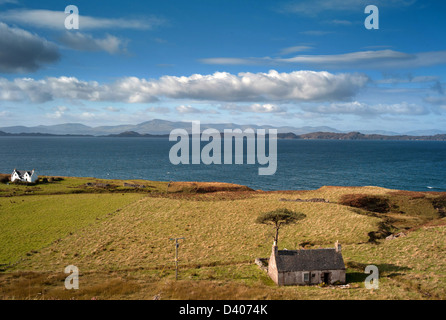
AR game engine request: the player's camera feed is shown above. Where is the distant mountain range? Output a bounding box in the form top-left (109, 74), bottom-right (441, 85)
top-left (0, 119), bottom-right (343, 136)
top-left (1, 119), bottom-right (446, 140)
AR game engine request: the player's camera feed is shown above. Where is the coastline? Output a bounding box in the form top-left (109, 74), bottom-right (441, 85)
top-left (2, 130), bottom-right (446, 141)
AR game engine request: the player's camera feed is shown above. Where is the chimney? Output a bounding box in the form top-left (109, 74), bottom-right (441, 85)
top-left (272, 241), bottom-right (278, 257)
top-left (335, 240), bottom-right (341, 253)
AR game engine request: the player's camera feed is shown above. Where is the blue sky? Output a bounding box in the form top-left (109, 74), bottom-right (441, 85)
top-left (0, 0), bottom-right (445, 133)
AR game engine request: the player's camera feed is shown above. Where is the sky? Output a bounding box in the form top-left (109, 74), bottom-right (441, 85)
top-left (0, 0), bottom-right (445, 133)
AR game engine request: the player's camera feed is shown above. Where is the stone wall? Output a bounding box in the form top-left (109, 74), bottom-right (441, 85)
top-left (254, 258), bottom-right (268, 272)
top-left (279, 269), bottom-right (346, 286)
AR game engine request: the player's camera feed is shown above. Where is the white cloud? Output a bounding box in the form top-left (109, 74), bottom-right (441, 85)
top-left (199, 57), bottom-right (260, 65)
top-left (377, 75), bottom-right (440, 84)
top-left (201, 50), bottom-right (446, 69)
top-left (249, 103), bottom-right (287, 113)
top-left (222, 103), bottom-right (287, 113)
top-left (104, 106), bottom-right (121, 112)
top-left (424, 96), bottom-right (446, 109)
top-left (279, 46), bottom-right (313, 55)
top-left (329, 20), bottom-right (353, 26)
top-left (46, 105), bottom-right (69, 119)
top-left (146, 106), bottom-right (171, 114)
top-left (301, 101), bottom-right (429, 116)
top-left (0, 22), bottom-right (60, 73)
top-left (0, 70), bottom-right (369, 104)
top-left (0, 9), bottom-right (164, 30)
top-left (0, 0), bottom-right (18, 4)
top-left (280, 0), bottom-right (416, 15)
top-left (281, 50), bottom-right (410, 65)
top-left (176, 105), bottom-right (201, 113)
top-left (79, 112), bottom-right (96, 119)
top-left (59, 32), bottom-right (128, 54)
top-left (299, 30), bottom-right (333, 36)
top-left (175, 105), bottom-right (219, 114)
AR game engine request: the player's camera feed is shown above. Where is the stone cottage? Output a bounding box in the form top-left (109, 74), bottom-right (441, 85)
top-left (267, 241), bottom-right (346, 286)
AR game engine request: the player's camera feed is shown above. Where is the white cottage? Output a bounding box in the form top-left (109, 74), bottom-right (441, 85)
top-left (11, 169), bottom-right (38, 183)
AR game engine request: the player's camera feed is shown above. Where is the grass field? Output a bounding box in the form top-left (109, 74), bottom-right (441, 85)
top-left (0, 176), bottom-right (445, 300)
top-left (0, 175), bottom-right (169, 197)
top-left (0, 193), bottom-right (145, 265)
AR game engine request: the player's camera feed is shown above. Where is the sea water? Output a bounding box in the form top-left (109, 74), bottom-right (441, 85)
top-left (0, 136), bottom-right (445, 191)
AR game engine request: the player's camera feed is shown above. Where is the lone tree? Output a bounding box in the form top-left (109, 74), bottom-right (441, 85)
top-left (256, 208), bottom-right (306, 246)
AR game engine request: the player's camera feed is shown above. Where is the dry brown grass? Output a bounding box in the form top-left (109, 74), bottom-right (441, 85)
top-left (147, 190), bottom-right (257, 201)
top-left (0, 271), bottom-right (141, 300)
top-left (167, 181), bottom-right (254, 193)
top-left (2, 184), bottom-right (446, 300)
top-left (339, 194), bottom-right (390, 213)
top-left (387, 190), bottom-right (427, 199)
top-left (12, 191), bottom-right (380, 274)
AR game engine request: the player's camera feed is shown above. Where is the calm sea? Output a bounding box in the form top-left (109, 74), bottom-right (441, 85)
top-left (1, 136), bottom-right (445, 192)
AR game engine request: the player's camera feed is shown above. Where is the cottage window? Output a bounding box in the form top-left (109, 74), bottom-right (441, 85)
top-left (303, 272), bottom-right (310, 282)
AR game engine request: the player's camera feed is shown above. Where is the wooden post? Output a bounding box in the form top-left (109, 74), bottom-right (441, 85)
top-left (169, 237), bottom-right (185, 280)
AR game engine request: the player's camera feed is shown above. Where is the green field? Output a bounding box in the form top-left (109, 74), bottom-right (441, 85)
top-left (0, 193), bottom-right (145, 265)
top-left (0, 175), bottom-right (169, 197)
top-left (0, 177), bottom-right (445, 300)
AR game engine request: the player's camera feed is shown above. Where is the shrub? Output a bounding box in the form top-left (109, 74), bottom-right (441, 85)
top-left (339, 194), bottom-right (390, 213)
top-left (0, 174), bottom-right (10, 184)
top-left (431, 194), bottom-right (446, 210)
top-left (431, 195), bottom-right (446, 217)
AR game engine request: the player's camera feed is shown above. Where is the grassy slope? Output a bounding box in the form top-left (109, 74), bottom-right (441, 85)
top-left (13, 192), bottom-right (379, 272)
top-left (0, 178), bottom-right (445, 300)
top-left (0, 176), bottom-right (169, 197)
top-left (0, 193), bottom-right (145, 265)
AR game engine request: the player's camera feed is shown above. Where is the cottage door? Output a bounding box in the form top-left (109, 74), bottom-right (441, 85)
top-left (323, 272), bottom-right (330, 284)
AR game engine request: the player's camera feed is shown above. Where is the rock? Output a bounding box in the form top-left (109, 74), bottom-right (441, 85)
top-left (385, 232), bottom-right (407, 240)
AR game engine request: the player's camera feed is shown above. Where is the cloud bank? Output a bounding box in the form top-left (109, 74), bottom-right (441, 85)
top-left (58, 32), bottom-right (128, 54)
top-left (0, 70), bottom-right (369, 103)
top-left (302, 101), bottom-right (428, 116)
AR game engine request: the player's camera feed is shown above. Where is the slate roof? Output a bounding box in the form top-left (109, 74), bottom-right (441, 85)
top-left (275, 248), bottom-right (345, 272)
top-left (13, 170), bottom-right (32, 177)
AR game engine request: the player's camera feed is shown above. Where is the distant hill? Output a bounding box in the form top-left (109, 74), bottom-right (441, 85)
top-left (105, 131), bottom-right (169, 138)
top-left (1, 119), bottom-right (446, 141)
top-left (0, 123), bottom-right (92, 135)
top-left (0, 130), bottom-right (91, 137)
top-left (404, 129), bottom-right (446, 136)
top-left (0, 119), bottom-right (341, 136)
top-left (104, 130), bottom-right (446, 141)
top-left (298, 131), bottom-right (446, 141)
